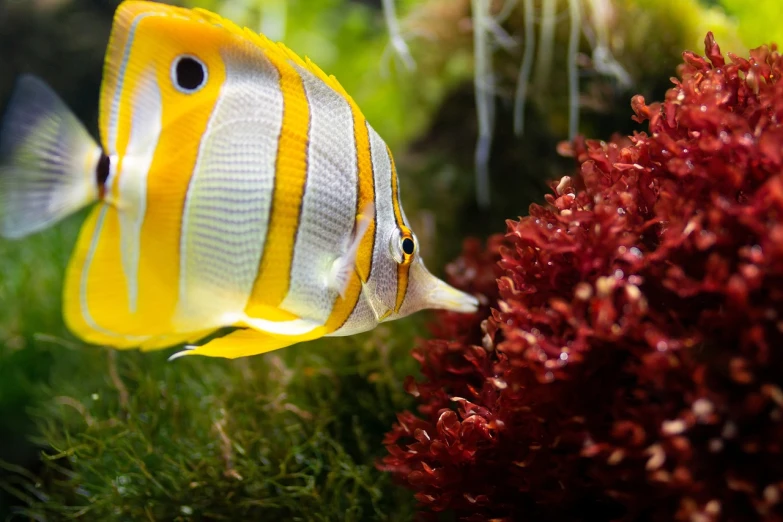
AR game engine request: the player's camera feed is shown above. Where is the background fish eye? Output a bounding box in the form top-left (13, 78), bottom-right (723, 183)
top-left (171, 54), bottom-right (208, 93)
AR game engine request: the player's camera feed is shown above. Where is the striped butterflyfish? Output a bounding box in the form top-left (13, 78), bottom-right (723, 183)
top-left (0, 0), bottom-right (478, 359)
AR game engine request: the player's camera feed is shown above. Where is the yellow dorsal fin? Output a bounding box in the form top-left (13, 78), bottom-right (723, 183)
top-left (112, 1), bottom-right (352, 98)
top-left (103, 1), bottom-right (362, 148)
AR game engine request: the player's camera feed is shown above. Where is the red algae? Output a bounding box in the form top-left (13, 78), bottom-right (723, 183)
top-left (380, 33), bottom-right (783, 521)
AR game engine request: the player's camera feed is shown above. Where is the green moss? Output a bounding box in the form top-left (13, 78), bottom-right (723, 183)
top-left (7, 320), bottom-right (420, 520)
top-left (0, 215), bottom-right (83, 517)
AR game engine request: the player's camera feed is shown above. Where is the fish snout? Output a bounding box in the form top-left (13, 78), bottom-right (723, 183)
top-left (425, 277), bottom-right (479, 313)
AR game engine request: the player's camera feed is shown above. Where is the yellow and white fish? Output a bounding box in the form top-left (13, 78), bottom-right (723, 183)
top-left (0, 0), bottom-right (477, 359)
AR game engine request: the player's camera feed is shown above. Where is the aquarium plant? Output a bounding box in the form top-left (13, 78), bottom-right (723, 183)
top-left (381, 33), bottom-right (783, 521)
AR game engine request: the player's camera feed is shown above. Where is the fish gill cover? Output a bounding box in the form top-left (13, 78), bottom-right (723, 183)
top-left (380, 33), bottom-right (783, 521)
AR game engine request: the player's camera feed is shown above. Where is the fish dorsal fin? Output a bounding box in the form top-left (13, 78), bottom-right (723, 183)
top-left (101, 1), bottom-right (359, 152)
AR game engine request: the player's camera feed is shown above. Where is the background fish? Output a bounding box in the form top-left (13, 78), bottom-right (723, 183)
top-left (0, 0), bottom-right (477, 360)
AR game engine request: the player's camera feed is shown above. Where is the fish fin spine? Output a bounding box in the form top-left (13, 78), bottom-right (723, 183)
top-left (0, 75), bottom-right (103, 239)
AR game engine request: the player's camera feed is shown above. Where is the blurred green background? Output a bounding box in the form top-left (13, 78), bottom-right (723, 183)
top-left (0, 0), bottom-right (777, 519)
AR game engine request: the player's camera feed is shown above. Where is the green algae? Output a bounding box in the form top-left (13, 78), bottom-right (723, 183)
top-left (5, 318), bottom-right (421, 520)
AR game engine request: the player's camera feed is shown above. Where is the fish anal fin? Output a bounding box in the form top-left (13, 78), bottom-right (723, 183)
top-left (169, 327), bottom-right (326, 360)
top-left (138, 329), bottom-right (217, 352)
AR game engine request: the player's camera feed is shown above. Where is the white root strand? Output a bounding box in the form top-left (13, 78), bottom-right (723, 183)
top-left (533, 0), bottom-right (557, 92)
top-left (567, 0), bottom-right (581, 140)
top-left (382, 0), bottom-right (416, 72)
top-left (513, 0), bottom-right (536, 136)
top-left (472, 0), bottom-right (494, 208)
top-left (585, 0), bottom-right (632, 88)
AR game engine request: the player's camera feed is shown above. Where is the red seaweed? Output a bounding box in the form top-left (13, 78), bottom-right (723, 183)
top-left (380, 33), bottom-right (783, 521)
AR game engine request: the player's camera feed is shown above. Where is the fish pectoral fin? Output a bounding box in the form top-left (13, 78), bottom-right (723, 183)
top-left (327, 202), bottom-right (375, 299)
top-left (168, 327), bottom-right (325, 360)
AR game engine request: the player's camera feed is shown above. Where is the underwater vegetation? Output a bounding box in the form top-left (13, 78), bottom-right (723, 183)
top-left (2, 0), bottom-right (783, 520)
top-left (398, 0), bottom-right (749, 209)
top-left (381, 33), bottom-right (783, 521)
top-left (3, 330), bottom-right (421, 520)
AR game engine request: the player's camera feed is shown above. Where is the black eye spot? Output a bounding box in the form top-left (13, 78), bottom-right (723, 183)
top-left (401, 237), bottom-right (415, 256)
top-left (173, 56), bottom-right (207, 92)
top-left (95, 152), bottom-right (110, 186)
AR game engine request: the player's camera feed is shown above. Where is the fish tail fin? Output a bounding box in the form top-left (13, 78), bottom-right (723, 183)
top-left (0, 75), bottom-right (103, 239)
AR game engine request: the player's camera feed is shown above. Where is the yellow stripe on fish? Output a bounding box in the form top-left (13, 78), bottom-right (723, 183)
top-left (388, 145), bottom-right (413, 314)
top-left (248, 46), bottom-right (310, 313)
top-left (0, 0), bottom-right (479, 360)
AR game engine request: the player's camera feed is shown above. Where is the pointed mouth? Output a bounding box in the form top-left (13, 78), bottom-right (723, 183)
top-left (428, 281), bottom-right (479, 313)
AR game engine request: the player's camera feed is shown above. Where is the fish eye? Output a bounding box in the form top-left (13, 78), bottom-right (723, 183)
top-left (401, 237), bottom-right (415, 256)
top-left (172, 55), bottom-right (207, 93)
top-left (390, 227), bottom-right (416, 265)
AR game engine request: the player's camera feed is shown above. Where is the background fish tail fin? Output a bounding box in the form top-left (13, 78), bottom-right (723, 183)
top-left (0, 75), bottom-right (103, 239)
